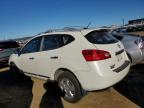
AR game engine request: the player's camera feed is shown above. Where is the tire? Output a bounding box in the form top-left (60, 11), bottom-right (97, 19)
top-left (10, 63), bottom-right (23, 80)
top-left (56, 71), bottom-right (82, 103)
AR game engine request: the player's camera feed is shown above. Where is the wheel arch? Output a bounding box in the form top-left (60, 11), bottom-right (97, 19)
top-left (54, 68), bottom-right (77, 81)
top-left (9, 62), bottom-right (16, 67)
top-left (54, 68), bottom-right (85, 95)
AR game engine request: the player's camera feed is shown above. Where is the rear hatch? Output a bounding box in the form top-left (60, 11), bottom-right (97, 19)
top-left (83, 30), bottom-right (128, 71)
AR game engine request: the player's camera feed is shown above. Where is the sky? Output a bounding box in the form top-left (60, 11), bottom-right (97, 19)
top-left (0, 0), bottom-right (144, 40)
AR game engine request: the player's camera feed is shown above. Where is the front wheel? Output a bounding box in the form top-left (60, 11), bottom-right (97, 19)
top-left (57, 71), bottom-right (82, 103)
top-left (10, 63), bottom-right (23, 80)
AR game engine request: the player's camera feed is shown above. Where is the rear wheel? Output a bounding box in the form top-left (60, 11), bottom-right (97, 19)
top-left (56, 70), bottom-right (82, 103)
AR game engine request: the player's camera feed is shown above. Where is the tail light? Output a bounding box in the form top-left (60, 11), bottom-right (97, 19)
top-left (0, 49), bottom-right (3, 51)
top-left (135, 38), bottom-right (144, 49)
top-left (82, 49), bottom-right (111, 61)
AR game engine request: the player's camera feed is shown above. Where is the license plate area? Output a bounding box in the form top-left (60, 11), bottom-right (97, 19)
top-left (117, 54), bottom-right (123, 62)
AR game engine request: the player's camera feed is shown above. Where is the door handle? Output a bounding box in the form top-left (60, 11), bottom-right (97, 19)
top-left (29, 57), bottom-right (34, 60)
top-left (50, 56), bottom-right (58, 59)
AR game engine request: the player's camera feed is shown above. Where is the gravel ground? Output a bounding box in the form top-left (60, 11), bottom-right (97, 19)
top-left (114, 64), bottom-right (144, 107)
top-left (0, 70), bottom-right (33, 108)
top-left (129, 31), bottom-right (144, 36)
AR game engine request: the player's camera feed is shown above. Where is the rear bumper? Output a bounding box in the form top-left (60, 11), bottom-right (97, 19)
top-left (113, 61), bottom-right (130, 73)
top-left (75, 60), bottom-right (130, 91)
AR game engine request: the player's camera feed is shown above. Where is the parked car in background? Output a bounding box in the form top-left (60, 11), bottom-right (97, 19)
top-left (111, 33), bottom-right (144, 64)
top-left (9, 28), bottom-right (130, 102)
top-left (0, 40), bottom-right (19, 66)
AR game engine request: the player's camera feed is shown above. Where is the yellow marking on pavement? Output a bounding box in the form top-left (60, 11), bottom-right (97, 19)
top-left (30, 77), bottom-right (46, 108)
top-left (0, 67), bottom-right (9, 72)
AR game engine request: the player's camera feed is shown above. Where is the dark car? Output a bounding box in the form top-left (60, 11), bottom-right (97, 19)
top-left (0, 40), bottom-right (19, 66)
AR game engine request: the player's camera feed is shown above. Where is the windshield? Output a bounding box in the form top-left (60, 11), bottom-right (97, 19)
top-left (85, 31), bottom-right (118, 44)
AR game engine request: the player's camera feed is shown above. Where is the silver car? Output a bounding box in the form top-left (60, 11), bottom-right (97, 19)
top-left (112, 33), bottom-right (144, 64)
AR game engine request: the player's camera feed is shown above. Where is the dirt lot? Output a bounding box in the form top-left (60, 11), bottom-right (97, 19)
top-left (0, 67), bottom-right (141, 108)
top-left (130, 31), bottom-right (144, 36)
top-left (62, 90), bottom-right (139, 108)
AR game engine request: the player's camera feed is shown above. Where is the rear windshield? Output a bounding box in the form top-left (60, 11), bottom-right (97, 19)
top-left (85, 31), bottom-right (118, 44)
top-left (0, 41), bottom-right (19, 49)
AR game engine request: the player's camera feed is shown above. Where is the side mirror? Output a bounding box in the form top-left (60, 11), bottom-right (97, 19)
top-left (14, 48), bottom-right (21, 56)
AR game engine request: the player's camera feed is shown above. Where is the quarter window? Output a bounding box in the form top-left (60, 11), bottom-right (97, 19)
top-left (62, 35), bottom-right (75, 45)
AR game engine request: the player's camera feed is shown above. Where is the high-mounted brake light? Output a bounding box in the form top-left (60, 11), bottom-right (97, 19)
top-left (82, 49), bottom-right (111, 61)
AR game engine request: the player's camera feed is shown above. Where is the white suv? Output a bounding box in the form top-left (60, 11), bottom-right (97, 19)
top-left (9, 28), bottom-right (130, 102)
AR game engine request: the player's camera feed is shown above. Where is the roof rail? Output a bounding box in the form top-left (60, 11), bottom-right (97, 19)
top-left (36, 29), bottom-right (63, 35)
top-left (45, 27), bottom-right (85, 33)
top-left (36, 26), bottom-right (88, 35)
top-left (63, 26), bottom-right (88, 31)
top-left (63, 27), bottom-right (80, 31)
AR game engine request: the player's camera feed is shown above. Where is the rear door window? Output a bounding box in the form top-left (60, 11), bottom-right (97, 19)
top-left (85, 31), bottom-right (118, 44)
top-left (42, 35), bottom-right (62, 51)
top-left (42, 34), bottom-right (75, 51)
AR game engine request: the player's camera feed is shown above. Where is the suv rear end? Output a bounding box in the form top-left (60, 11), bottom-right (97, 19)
top-left (59, 29), bottom-right (130, 91)
top-left (55, 29), bottom-right (130, 102)
top-left (79, 30), bottom-right (130, 90)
